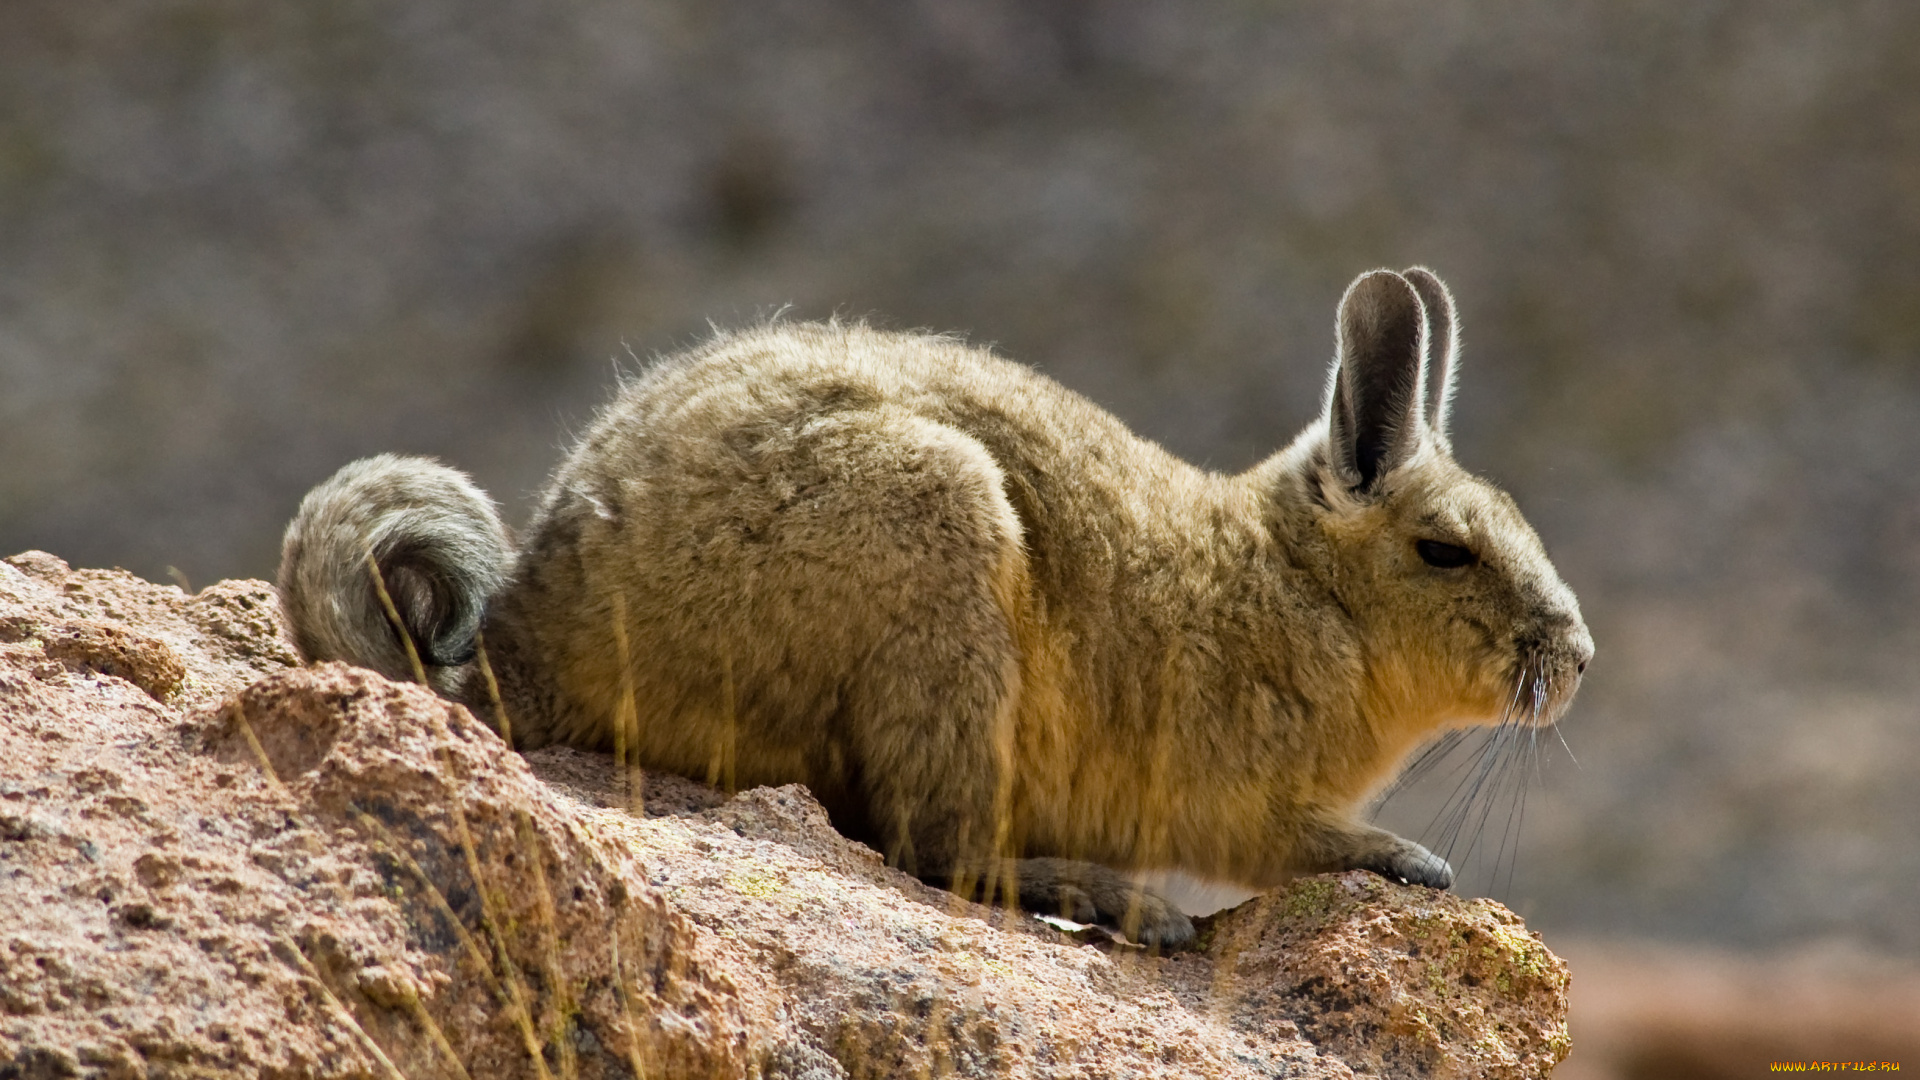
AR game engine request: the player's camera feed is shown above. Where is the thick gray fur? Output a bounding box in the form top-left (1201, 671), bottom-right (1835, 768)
top-left (278, 453), bottom-right (511, 693)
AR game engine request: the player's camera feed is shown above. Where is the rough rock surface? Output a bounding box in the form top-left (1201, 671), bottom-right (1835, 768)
top-left (0, 552), bottom-right (1571, 1078)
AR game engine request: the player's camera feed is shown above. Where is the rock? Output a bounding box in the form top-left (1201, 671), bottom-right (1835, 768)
top-left (0, 551), bottom-right (1571, 1078)
top-left (1202, 874), bottom-right (1571, 1080)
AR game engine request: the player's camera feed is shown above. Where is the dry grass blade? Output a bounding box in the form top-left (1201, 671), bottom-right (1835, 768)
top-left (515, 808), bottom-right (580, 1080)
top-left (608, 930), bottom-right (650, 1080)
top-left (401, 989), bottom-right (477, 1080)
top-left (470, 631), bottom-right (587, 1080)
top-left (348, 803), bottom-right (536, 1080)
top-left (347, 806), bottom-right (507, 1004)
top-left (609, 593), bottom-right (645, 814)
top-left (277, 935), bottom-right (412, 1080)
top-left (474, 630), bottom-right (515, 750)
top-left (1205, 898), bottom-right (1263, 1020)
top-left (431, 722), bottom-right (557, 1080)
top-left (707, 651), bottom-right (738, 793)
top-left (365, 548), bottom-right (429, 687)
top-left (227, 698), bottom-right (286, 792)
top-left (919, 986), bottom-right (952, 1080)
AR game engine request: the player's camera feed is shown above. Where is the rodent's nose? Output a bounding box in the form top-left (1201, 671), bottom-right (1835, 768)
top-left (1570, 627), bottom-right (1594, 676)
top-left (1538, 607), bottom-right (1594, 677)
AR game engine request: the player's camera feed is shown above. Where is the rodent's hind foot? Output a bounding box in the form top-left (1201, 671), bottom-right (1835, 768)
top-left (1003, 857), bottom-right (1197, 950)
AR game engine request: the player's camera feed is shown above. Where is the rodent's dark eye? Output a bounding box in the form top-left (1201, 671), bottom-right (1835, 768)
top-left (1416, 539), bottom-right (1476, 569)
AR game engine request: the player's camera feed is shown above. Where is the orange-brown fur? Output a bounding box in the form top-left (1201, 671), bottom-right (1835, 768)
top-left (278, 269), bottom-right (1593, 948)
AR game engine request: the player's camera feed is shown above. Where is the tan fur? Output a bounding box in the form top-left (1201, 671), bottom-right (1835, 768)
top-left (278, 269), bottom-right (1593, 948)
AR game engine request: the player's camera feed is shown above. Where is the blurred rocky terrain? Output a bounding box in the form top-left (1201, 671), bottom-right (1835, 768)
top-left (3, 0), bottom-right (1916, 1000)
top-left (1555, 938), bottom-right (1920, 1080)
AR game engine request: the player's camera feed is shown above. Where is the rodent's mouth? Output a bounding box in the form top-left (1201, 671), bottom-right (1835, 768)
top-left (1506, 647), bottom-right (1585, 728)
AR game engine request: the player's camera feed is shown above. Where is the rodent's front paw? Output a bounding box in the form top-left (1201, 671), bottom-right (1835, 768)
top-left (1368, 839), bottom-right (1454, 890)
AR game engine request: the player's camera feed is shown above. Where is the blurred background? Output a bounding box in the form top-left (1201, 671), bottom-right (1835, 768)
top-left (4, 1), bottom-right (1917, 1073)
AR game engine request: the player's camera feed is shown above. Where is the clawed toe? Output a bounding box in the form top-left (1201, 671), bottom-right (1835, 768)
top-left (1375, 842), bottom-right (1454, 890)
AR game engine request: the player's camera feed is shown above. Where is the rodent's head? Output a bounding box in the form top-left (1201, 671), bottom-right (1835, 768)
top-left (1301, 269), bottom-right (1592, 742)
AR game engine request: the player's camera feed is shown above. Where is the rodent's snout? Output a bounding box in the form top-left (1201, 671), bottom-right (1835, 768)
top-left (1510, 609), bottom-right (1592, 726)
top-left (1534, 605), bottom-right (1592, 665)
top-left (1548, 621), bottom-right (1593, 720)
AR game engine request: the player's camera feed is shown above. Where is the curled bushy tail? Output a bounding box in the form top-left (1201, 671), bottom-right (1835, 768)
top-left (277, 454), bottom-right (512, 695)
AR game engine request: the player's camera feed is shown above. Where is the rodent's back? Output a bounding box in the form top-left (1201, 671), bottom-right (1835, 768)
top-left (555, 320), bottom-right (1208, 530)
top-left (481, 321), bottom-right (1273, 828)
top-left (616, 322), bottom-right (1268, 616)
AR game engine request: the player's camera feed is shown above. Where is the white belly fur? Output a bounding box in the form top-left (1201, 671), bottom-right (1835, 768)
top-left (1126, 870), bottom-right (1266, 917)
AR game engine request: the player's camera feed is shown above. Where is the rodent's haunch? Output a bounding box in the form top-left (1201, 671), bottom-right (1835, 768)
top-left (278, 268), bottom-right (1593, 949)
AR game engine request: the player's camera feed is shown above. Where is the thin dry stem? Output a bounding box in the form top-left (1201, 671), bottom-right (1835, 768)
top-left (227, 699), bottom-right (284, 791)
top-left (918, 986), bottom-right (952, 1080)
top-left (277, 935), bottom-right (410, 1080)
top-left (365, 549), bottom-right (429, 686)
top-left (610, 592), bottom-right (643, 815)
top-left (611, 594), bottom-right (630, 805)
top-left (608, 930), bottom-right (651, 1080)
top-left (361, 543), bottom-right (553, 1076)
top-left (401, 989), bottom-right (476, 1080)
top-left (515, 809), bottom-right (580, 1080)
top-left (1119, 641), bottom-right (1186, 954)
top-left (707, 651), bottom-right (738, 792)
top-left (1204, 896), bottom-right (1265, 1022)
top-left (348, 806), bottom-right (509, 1007)
top-left (466, 631), bottom-right (586, 1080)
top-left (430, 721), bottom-right (555, 1080)
top-left (473, 630), bottom-right (515, 750)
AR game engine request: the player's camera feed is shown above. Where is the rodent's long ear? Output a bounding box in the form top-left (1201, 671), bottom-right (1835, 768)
top-left (1402, 267), bottom-right (1459, 440)
top-left (1326, 270), bottom-right (1428, 493)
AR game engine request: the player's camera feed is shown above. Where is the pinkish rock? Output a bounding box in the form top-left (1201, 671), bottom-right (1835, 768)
top-left (0, 552), bottom-right (1571, 1078)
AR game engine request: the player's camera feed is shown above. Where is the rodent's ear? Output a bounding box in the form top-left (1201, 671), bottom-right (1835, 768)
top-left (1401, 267), bottom-right (1459, 439)
top-left (1326, 270), bottom-right (1429, 493)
